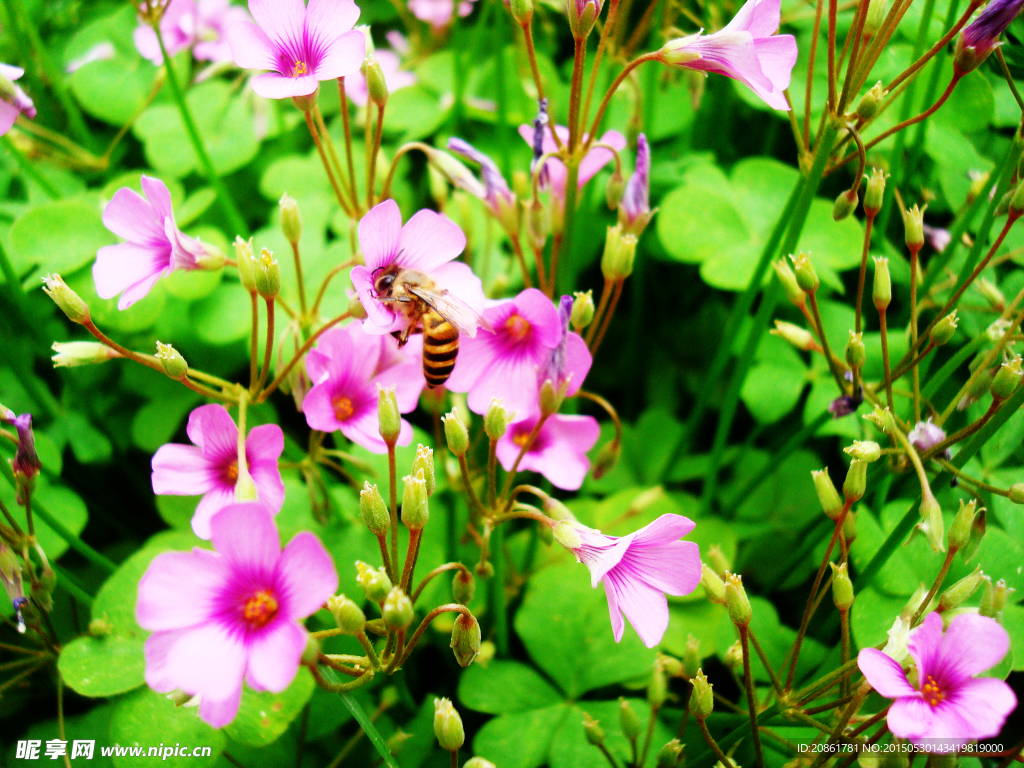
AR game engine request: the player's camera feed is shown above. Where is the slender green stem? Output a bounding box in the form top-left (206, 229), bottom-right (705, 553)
top-left (257, 310), bottom-right (352, 401)
top-left (910, 246), bottom-right (921, 422)
top-left (808, 292), bottom-right (847, 392)
top-left (696, 717), bottom-right (736, 768)
top-left (312, 105), bottom-right (353, 215)
top-left (387, 443), bottom-right (399, 583)
top-left (337, 79), bottom-right (360, 211)
top-left (256, 298), bottom-right (275, 394)
top-left (411, 562), bottom-right (472, 604)
top-left (879, 308), bottom-right (893, 409)
top-left (491, 524), bottom-right (508, 655)
top-left (367, 103), bottom-right (385, 208)
top-left (487, 439), bottom-right (498, 510)
top-left (739, 627), bottom-right (766, 768)
top-left (747, 628), bottom-right (784, 698)
top-left (457, 454), bottom-right (487, 521)
top-left (639, 703), bottom-right (658, 767)
top-left (304, 110), bottom-right (353, 217)
top-left (337, 692), bottom-right (399, 768)
top-left (399, 528), bottom-right (422, 593)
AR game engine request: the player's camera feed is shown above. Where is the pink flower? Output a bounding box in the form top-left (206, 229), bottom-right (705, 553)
top-left (497, 413), bottom-right (600, 490)
top-left (658, 0), bottom-right (797, 111)
top-left (559, 515), bottom-right (701, 647)
top-left (0, 409), bottom-right (40, 487)
top-left (923, 224), bottom-right (951, 252)
top-left (447, 137), bottom-right (515, 217)
top-left (446, 288), bottom-right (591, 418)
top-left (151, 404), bottom-right (285, 540)
top-left (408, 0), bottom-right (477, 30)
top-left (517, 124), bottom-right (627, 210)
top-left (136, 503), bottom-right (337, 728)
top-left (135, 0), bottom-right (197, 63)
top-left (344, 50), bottom-right (416, 107)
top-left (227, 0), bottom-right (365, 99)
top-left (909, 418), bottom-right (946, 451)
top-left (858, 612), bottom-right (1016, 748)
top-left (94, 175), bottom-right (223, 309)
top-left (303, 323), bottom-right (425, 453)
top-left (619, 133), bottom-right (652, 235)
top-left (350, 199), bottom-right (485, 336)
top-left (137, 0), bottom-right (247, 63)
top-left (0, 63), bottom-right (36, 137)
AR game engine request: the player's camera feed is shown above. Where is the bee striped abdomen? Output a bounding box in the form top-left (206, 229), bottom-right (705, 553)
top-left (422, 311), bottom-right (460, 387)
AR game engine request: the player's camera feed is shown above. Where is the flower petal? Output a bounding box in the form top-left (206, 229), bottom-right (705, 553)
top-left (209, 503), bottom-right (281, 573)
top-left (136, 549), bottom-right (227, 631)
top-left (247, 0), bottom-right (305, 50)
top-left (858, 648), bottom-right (917, 699)
top-left (187, 404), bottom-right (238, 463)
top-left (140, 175), bottom-right (175, 223)
top-left (604, 567), bottom-right (670, 648)
top-left (144, 622), bottom-right (246, 704)
top-left (752, 35), bottom-right (797, 93)
top-left (151, 444), bottom-right (220, 496)
top-left (886, 695), bottom-right (934, 741)
top-left (275, 531), bottom-right (339, 618)
top-left (578, 130), bottom-right (627, 188)
top-left (940, 676), bottom-right (1018, 741)
top-left (358, 199), bottom-right (402, 271)
top-left (198, 686), bottom-right (243, 729)
top-left (93, 242), bottom-right (170, 304)
top-left (631, 513), bottom-right (697, 544)
top-left (563, 332), bottom-right (592, 397)
top-left (398, 209), bottom-right (467, 272)
top-left (0, 100), bottom-right (19, 137)
top-left (933, 613), bottom-right (1010, 683)
top-left (908, 612), bottom-right (945, 683)
top-left (621, 540), bottom-right (701, 597)
top-left (191, 484), bottom-right (236, 540)
top-left (251, 71), bottom-right (319, 98)
top-left (102, 187), bottom-right (165, 244)
top-left (603, 573), bottom-right (626, 642)
top-left (305, 0), bottom-right (361, 47)
top-left (429, 261), bottom-right (487, 317)
top-left (245, 621), bottom-right (307, 692)
top-left (308, 28), bottom-right (364, 80)
top-left (228, 20), bottom-right (279, 70)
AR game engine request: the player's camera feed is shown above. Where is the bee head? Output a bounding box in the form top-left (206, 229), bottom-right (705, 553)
top-left (372, 267), bottom-right (396, 297)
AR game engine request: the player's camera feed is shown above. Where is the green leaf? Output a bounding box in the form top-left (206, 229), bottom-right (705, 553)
top-left (741, 360), bottom-right (808, 423)
top-left (191, 283), bottom-right (252, 345)
top-left (59, 635), bottom-right (147, 698)
top-left (515, 564), bottom-right (656, 698)
top-left (850, 507), bottom-right (919, 597)
top-left (0, 478), bottom-right (88, 561)
top-left (109, 687), bottom-right (225, 767)
top-left (851, 586), bottom-right (907, 651)
top-left (656, 185), bottom-right (750, 266)
top-left (981, 405), bottom-right (1024, 469)
top-left (553, 699), bottom-right (675, 768)
top-left (9, 197), bottom-right (114, 276)
top-left (49, 410), bottom-right (113, 464)
top-left (224, 671), bottom-right (315, 747)
top-left (458, 660), bottom-right (563, 714)
top-left (472, 704), bottom-right (569, 768)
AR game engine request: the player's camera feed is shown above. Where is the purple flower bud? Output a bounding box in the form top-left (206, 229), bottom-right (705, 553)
top-left (908, 418), bottom-right (946, 451)
top-left (3, 412), bottom-right (40, 483)
top-left (922, 224), bottom-right (951, 252)
top-left (828, 396), bottom-right (859, 418)
top-left (619, 134), bottom-right (652, 235)
top-left (957, 0), bottom-right (1024, 71)
top-left (531, 98), bottom-right (550, 188)
top-left (538, 295), bottom-right (575, 392)
top-left (447, 138), bottom-right (514, 214)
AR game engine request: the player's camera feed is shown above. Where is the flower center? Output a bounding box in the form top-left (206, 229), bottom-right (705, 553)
top-left (223, 461), bottom-right (239, 483)
top-left (292, 60), bottom-right (308, 77)
top-left (513, 430), bottom-right (532, 448)
top-left (505, 314), bottom-right (531, 343)
top-left (242, 589), bottom-right (279, 629)
top-left (921, 675), bottom-right (945, 707)
top-left (333, 396), bottom-right (354, 421)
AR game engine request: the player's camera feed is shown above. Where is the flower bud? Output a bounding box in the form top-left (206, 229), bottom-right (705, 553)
top-left (291, 85), bottom-right (319, 112)
top-left (253, 247), bottom-right (281, 300)
top-left (301, 634), bottom-right (320, 665)
top-left (659, 653), bottom-right (683, 678)
top-left (864, 169), bottom-right (887, 215)
top-left (1008, 178), bottom-right (1024, 216)
top-left (771, 320), bottom-right (818, 352)
top-left (689, 670), bottom-right (713, 719)
top-left (773, 259), bottom-right (806, 308)
top-left (539, 378), bottom-right (563, 418)
top-left (657, 740), bottom-right (684, 768)
top-left (155, 341), bottom-right (188, 380)
top-left (592, 439), bottom-right (620, 479)
top-left (328, 594), bottom-right (366, 635)
top-left (41, 274), bottom-right (90, 324)
top-left (571, 290), bottom-right (595, 331)
top-left (918, 492), bottom-right (946, 553)
top-left (475, 560), bottom-right (494, 578)
top-left (724, 572), bottom-right (751, 627)
top-left (813, 468), bottom-right (845, 520)
top-left (700, 564), bottom-right (726, 604)
top-left (978, 278), bottom-right (1005, 311)
top-left (606, 170), bottom-right (625, 210)
top-left (844, 509), bottom-right (858, 543)
top-left (378, 385), bottom-right (401, 444)
top-left (568, 0), bottom-right (599, 40)
top-left (938, 566), bottom-right (985, 611)
top-left (707, 545), bottom-right (730, 577)
top-left (903, 204), bottom-right (926, 250)
top-left (980, 577), bottom-right (1012, 620)
top-left (553, 521), bottom-right (582, 551)
top-left (442, 409), bottom-right (469, 456)
top-left (996, 189), bottom-right (1014, 217)
top-left (863, 0), bottom-right (888, 35)
top-left (383, 587), bottom-right (414, 631)
top-left (843, 460), bottom-right (867, 503)
top-left (1009, 482), bottom-right (1024, 504)
top-left (356, 561), bottom-right (393, 603)
top-left (947, 499), bottom-right (978, 553)
top-left (451, 613), bottom-right (481, 667)
top-left (234, 237), bottom-right (256, 292)
top-left (930, 311), bottom-right (959, 346)
top-left (412, 444), bottom-right (435, 496)
top-left (453, 569), bottom-right (475, 604)
top-left (279, 194), bottom-right (302, 245)
top-left (724, 640), bottom-right (743, 670)
top-left (961, 507), bottom-right (986, 562)
top-left (833, 189), bottom-right (859, 221)
top-left (89, 614), bottom-right (112, 636)
top-left (683, 635), bottom-right (701, 678)
top-left (845, 440), bottom-right (882, 462)
top-left (360, 482), bottom-right (390, 535)
top-left (50, 341), bottom-right (119, 368)
top-left (484, 398), bottom-right (515, 440)
top-left (648, 661), bottom-right (668, 708)
top-left (789, 252), bottom-right (819, 293)
top-left (872, 256), bottom-right (891, 310)
top-left (510, 0), bottom-right (533, 24)
top-left (619, 698), bottom-right (641, 742)
top-left (864, 405), bottom-right (895, 434)
top-left (601, 225), bottom-right (637, 281)
top-left (401, 470), bottom-right (429, 530)
top-left (846, 330), bottom-right (866, 369)
top-left (365, 56), bottom-right (389, 108)
top-left (464, 759), bottom-right (497, 768)
top-left (433, 698), bottom-right (465, 751)
top-left (830, 561), bottom-right (854, 610)
top-left (582, 713), bottom-right (605, 746)
top-left (526, 197), bottom-right (548, 249)
top-left (991, 356), bottom-right (1022, 401)
top-left (855, 82), bottom-right (886, 120)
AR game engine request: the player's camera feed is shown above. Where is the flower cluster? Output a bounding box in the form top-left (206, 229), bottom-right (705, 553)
top-left (135, 0), bottom-right (251, 64)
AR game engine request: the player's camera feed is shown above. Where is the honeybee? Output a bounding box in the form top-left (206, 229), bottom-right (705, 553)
top-left (372, 264), bottom-right (491, 388)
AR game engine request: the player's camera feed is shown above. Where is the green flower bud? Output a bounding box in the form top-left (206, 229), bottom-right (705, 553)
top-left (41, 274), bottom-right (90, 324)
top-left (88, 614), bottom-right (112, 637)
top-left (855, 82), bottom-right (886, 120)
top-left (872, 256), bottom-right (891, 310)
top-left (253, 247), bottom-right (281, 300)
top-left (846, 330), bottom-right (866, 370)
top-left (510, 0), bottom-right (533, 25)
top-left (234, 237), bottom-right (256, 292)
top-left (279, 194), bottom-right (302, 245)
top-left (484, 398), bottom-right (515, 440)
top-left (571, 290), bottom-right (595, 331)
top-left (328, 594), bottom-right (366, 635)
top-left (360, 482), bottom-right (390, 536)
top-left (813, 468), bottom-right (845, 520)
top-left (903, 204), bottom-right (926, 250)
top-left (526, 197), bottom-right (548, 249)
top-left (844, 509), bottom-right (858, 543)
top-left (771, 320), bottom-right (818, 352)
top-left (833, 189), bottom-right (859, 221)
top-left (938, 566), bottom-right (985, 611)
top-left (707, 545), bottom-right (730, 578)
top-left (1009, 482), bottom-right (1024, 504)
top-left (918, 492), bottom-right (946, 553)
top-left (700, 564), bottom-right (726, 604)
top-left (724, 640), bottom-right (743, 670)
top-left (553, 521), bottom-right (582, 551)
top-left (619, 698), bottom-right (641, 742)
top-left (961, 506), bottom-right (986, 563)
top-left (659, 653), bottom-right (684, 678)
top-left (689, 669), bottom-right (714, 719)
top-left (453, 569), bottom-right (475, 604)
top-left (930, 311), bottom-right (958, 346)
top-left (50, 341), bottom-right (120, 368)
top-left (442, 409), bottom-right (469, 456)
top-left (356, 561), bottom-right (393, 603)
top-left (724, 572), bottom-right (751, 627)
top-left (996, 189), bottom-right (1014, 217)
top-left (412, 445), bottom-right (435, 496)
top-left (291, 85), bottom-right (319, 112)
top-left (365, 56), bottom-right (389, 108)
top-left (568, 0), bottom-right (598, 40)
top-left (980, 577), bottom-right (1013, 620)
top-left (451, 613), bottom-right (481, 667)
top-left (606, 170), bottom-right (625, 210)
top-left (864, 168), bottom-right (888, 214)
top-left (1010, 179), bottom-right (1024, 216)
top-left (155, 341), bottom-right (188, 380)
top-left (383, 587), bottom-right (414, 631)
top-left (864, 405), bottom-right (895, 434)
top-left (582, 713), bottom-right (605, 746)
top-left (657, 739), bottom-right (684, 768)
top-left (991, 356), bottom-right (1022, 401)
top-left (789, 252), bottom-right (819, 293)
top-left (464, 759), bottom-right (497, 768)
top-left (863, 0), bottom-right (888, 35)
top-left (948, 498), bottom-right (978, 553)
top-left (401, 469), bottom-right (429, 530)
top-left (649, 661), bottom-right (668, 708)
top-left (302, 634), bottom-right (321, 665)
top-left (601, 225), bottom-right (637, 280)
top-left (378, 385), bottom-right (401, 444)
top-left (845, 440), bottom-right (882, 462)
top-left (433, 698), bottom-right (465, 751)
top-left (773, 258), bottom-right (806, 308)
top-left (475, 560), bottom-right (494, 579)
top-left (843, 459), bottom-right (867, 503)
top-left (683, 635), bottom-right (701, 678)
top-left (539, 378), bottom-right (563, 417)
top-left (592, 439), bottom-right (620, 479)
top-left (830, 561), bottom-right (854, 610)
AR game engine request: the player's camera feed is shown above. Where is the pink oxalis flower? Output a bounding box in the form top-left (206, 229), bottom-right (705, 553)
top-left (137, 503), bottom-right (338, 728)
top-left (152, 404), bottom-right (285, 540)
top-left (0, 63), bottom-right (36, 136)
top-left (344, 50), bottom-right (416, 107)
top-left (94, 175), bottom-right (223, 310)
top-left (909, 418), bottom-right (946, 451)
top-left (619, 133), bottom-right (652, 235)
top-left (135, 0), bottom-right (251, 64)
top-left (558, 514), bottom-right (701, 647)
top-left (408, 0), bottom-right (477, 30)
top-left (858, 612), bottom-right (1016, 747)
top-left (517, 124), bottom-right (627, 209)
top-left (304, 323), bottom-right (425, 453)
top-left (350, 199), bottom-right (485, 336)
top-left (497, 414), bottom-right (600, 490)
top-left (657, 0), bottom-right (797, 111)
top-left (228, 0), bottom-right (365, 99)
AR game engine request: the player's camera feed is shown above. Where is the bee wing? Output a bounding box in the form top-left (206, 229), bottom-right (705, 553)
top-left (406, 285), bottom-right (492, 337)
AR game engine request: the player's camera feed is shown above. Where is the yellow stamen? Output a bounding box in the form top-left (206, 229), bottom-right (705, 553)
top-left (920, 675), bottom-right (945, 707)
top-left (505, 314), bottom-right (531, 343)
top-left (333, 396), bottom-right (354, 421)
top-left (224, 461), bottom-right (239, 483)
top-left (292, 60), bottom-right (308, 77)
top-left (242, 590), bottom-right (279, 628)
